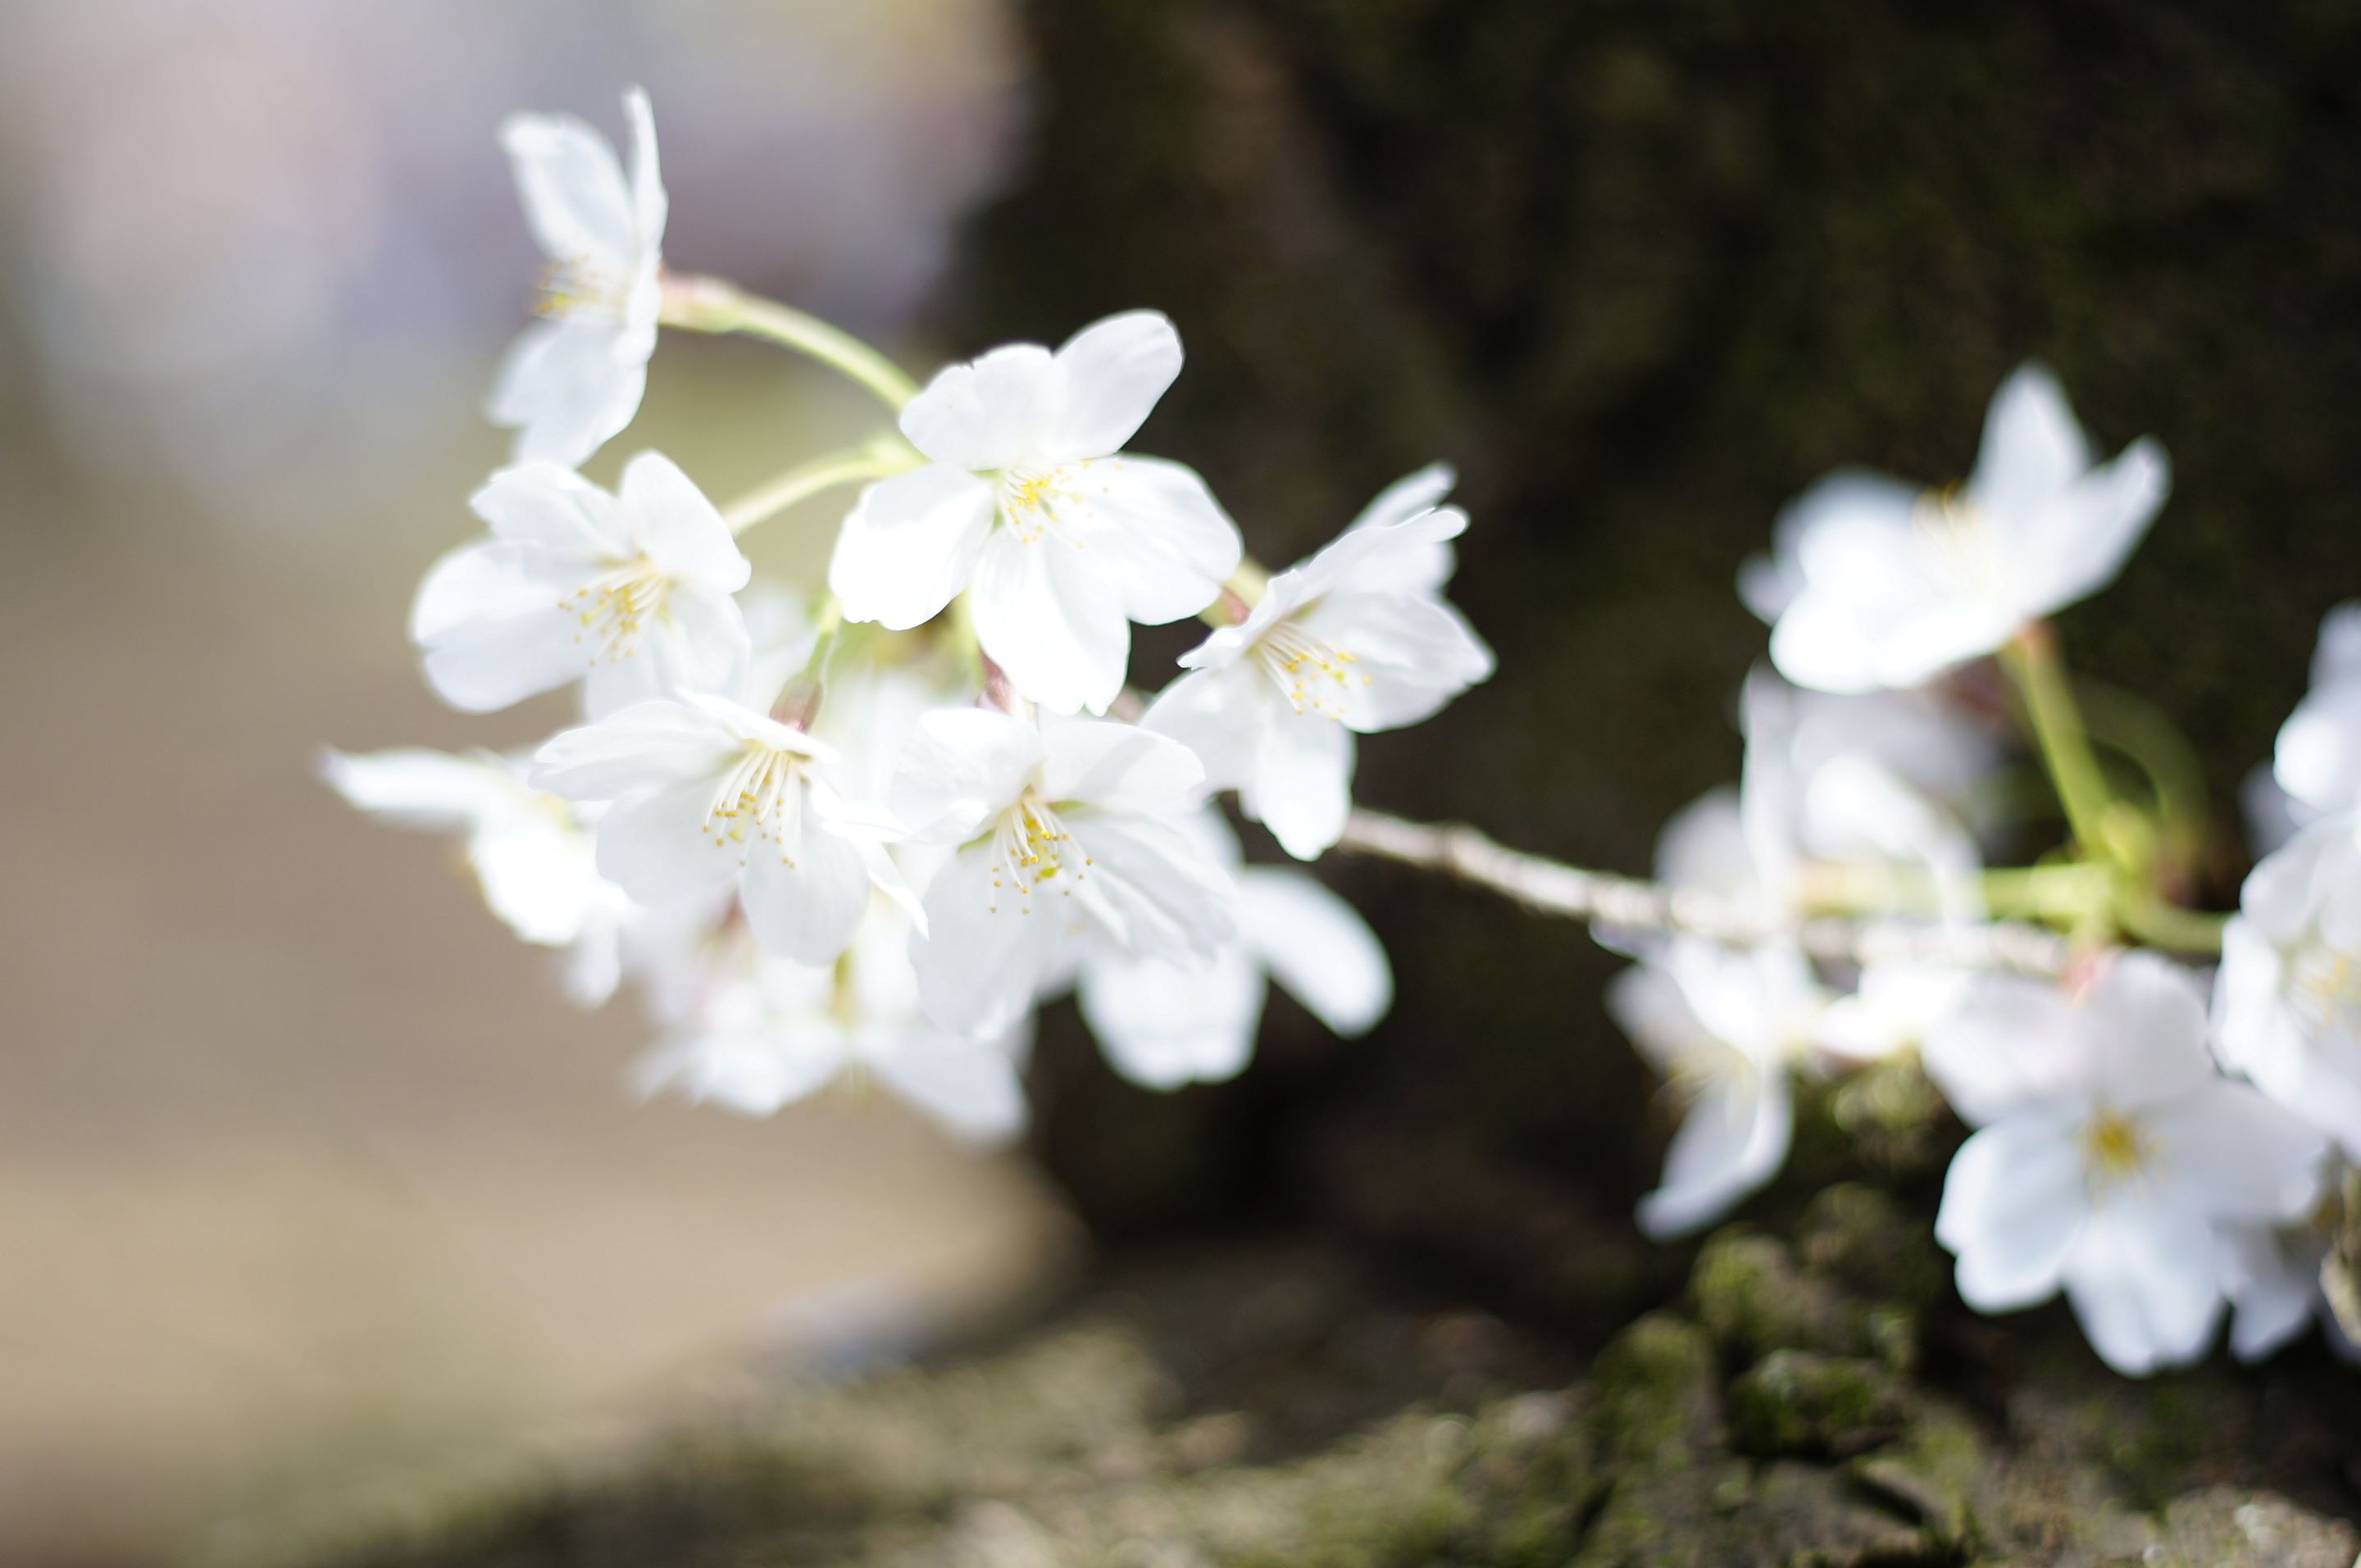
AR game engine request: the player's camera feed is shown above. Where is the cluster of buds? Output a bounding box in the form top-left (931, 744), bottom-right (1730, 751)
top-left (329, 90), bottom-right (2361, 1382)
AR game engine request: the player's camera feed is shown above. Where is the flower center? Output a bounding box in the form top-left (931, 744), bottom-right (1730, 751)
top-left (2078, 1107), bottom-right (2159, 1198)
top-left (1910, 488), bottom-right (2004, 595)
top-left (996, 460), bottom-right (1107, 545)
top-left (985, 789), bottom-right (1090, 915)
top-left (2290, 942), bottom-right (2361, 1042)
top-left (561, 558), bottom-right (669, 665)
top-left (536, 254), bottom-right (627, 321)
top-left (1251, 619), bottom-right (1366, 720)
top-left (702, 745), bottom-right (807, 866)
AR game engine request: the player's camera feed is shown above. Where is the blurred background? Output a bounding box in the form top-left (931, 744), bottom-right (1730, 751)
top-left (13, 0), bottom-right (2361, 1562)
top-left (0, 2), bottom-right (1059, 1563)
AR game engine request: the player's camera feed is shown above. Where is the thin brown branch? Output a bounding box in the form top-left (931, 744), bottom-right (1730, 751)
top-left (1335, 809), bottom-right (2068, 977)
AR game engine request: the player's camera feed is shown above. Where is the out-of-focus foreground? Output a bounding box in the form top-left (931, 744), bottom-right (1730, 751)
top-left (0, 3), bottom-right (1058, 1564)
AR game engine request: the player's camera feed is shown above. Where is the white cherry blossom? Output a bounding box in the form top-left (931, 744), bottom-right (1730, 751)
top-left (2271, 601), bottom-right (2361, 823)
top-left (531, 692), bottom-right (916, 966)
top-left (319, 746), bottom-right (633, 1005)
top-left (488, 88), bottom-right (666, 468)
top-left (891, 709), bottom-right (1236, 1040)
top-left (412, 453), bottom-right (751, 720)
top-left (1608, 937), bottom-right (1832, 1239)
top-left (1145, 473), bottom-right (1494, 859)
top-left (1071, 807), bottom-right (1391, 1089)
top-left (828, 311), bottom-right (1242, 715)
top-left (1925, 952), bottom-right (2327, 1375)
top-left (633, 902), bottom-right (1028, 1143)
top-left (1753, 364), bottom-right (2169, 694)
top-left (2213, 811), bottom-right (2361, 1161)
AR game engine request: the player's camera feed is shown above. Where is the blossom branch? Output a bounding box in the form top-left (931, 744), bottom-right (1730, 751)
top-left (1334, 809), bottom-right (2071, 976)
top-left (721, 436), bottom-right (922, 534)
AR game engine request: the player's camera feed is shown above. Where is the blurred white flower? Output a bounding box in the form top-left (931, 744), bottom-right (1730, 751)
top-left (1145, 470), bottom-right (1494, 859)
top-left (1608, 938), bottom-right (1831, 1239)
top-left (532, 693), bottom-right (916, 966)
top-left (1926, 952), bottom-right (2327, 1375)
top-left (319, 745), bottom-right (633, 1005)
top-left (2214, 1220), bottom-right (2331, 1363)
top-left (828, 311), bottom-right (1242, 715)
top-left (2268, 602), bottom-right (2361, 829)
top-left (488, 88), bottom-right (666, 468)
top-left (1751, 364), bottom-right (2168, 693)
top-left (634, 901), bottom-right (1028, 1144)
top-left (2214, 811), bottom-right (2361, 1161)
top-left (1071, 807), bottom-right (1390, 1088)
top-left (412, 453), bottom-right (751, 720)
top-left (891, 709), bottom-right (1235, 1039)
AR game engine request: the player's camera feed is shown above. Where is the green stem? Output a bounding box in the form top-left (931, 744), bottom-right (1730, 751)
top-left (721, 437), bottom-right (921, 535)
top-left (1997, 624), bottom-right (2118, 861)
top-left (660, 272), bottom-right (920, 411)
top-left (2116, 888), bottom-right (2229, 954)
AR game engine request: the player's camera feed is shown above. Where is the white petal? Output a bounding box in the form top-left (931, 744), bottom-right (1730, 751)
top-left (1922, 975), bottom-right (2086, 1125)
top-left (2060, 1193), bottom-right (2223, 1375)
top-left (2016, 439), bottom-right (2168, 614)
top-left (1041, 311), bottom-right (1182, 461)
top-left (619, 452), bottom-right (749, 590)
top-left (578, 581), bottom-right (749, 717)
top-left (889, 708), bottom-right (1045, 843)
top-left (898, 343), bottom-right (1060, 471)
top-left (2081, 952), bottom-right (2214, 1108)
top-left (1967, 364), bottom-right (2091, 530)
top-left (1078, 943), bottom-right (1263, 1088)
top-left (1238, 867), bottom-right (1391, 1035)
top-left (869, 1027), bottom-right (1030, 1142)
top-left (410, 538), bottom-right (569, 644)
top-left (1142, 666), bottom-right (1269, 793)
top-left (486, 316), bottom-right (649, 470)
top-left (1067, 813), bottom-right (1239, 964)
top-left (828, 466), bottom-right (996, 630)
top-left (2313, 602), bottom-right (2361, 686)
top-left (317, 747), bottom-right (516, 831)
top-left (499, 109), bottom-right (635, 267)
top-left (2151, 1079), bottom-right (2327, 1224)
top-left (416, 578), bottom-right (605, 715)
top-left (1298, 591), bottom-right (1494, 732)
top-left (467, 463), bottom-right (630, 558)
top-left (1294, 503), bottom-right (1467, 600)
top-left (637, 1022), bottom-right (848, 1118)
top-left (740, 824), bottom-right (870, 964)
top-left (1037, 717), bottom-right (1204, 812)
top-left (2218, 1225), bottom-right (2318, 1362)
top-left (1244, 707), bottom-right (1353, 861)
top-left (1060, 457), bottom-right (1242, 625)
top-left (1347, 462), bottom-right (1456, 534)
top-left (1606, 961), bottom-right (1717, 1078)
top-left (913, 840), bottom-right (1071, 1039)
top-left (2277, 676), bottom-right (2361, 817)
top-left (1935, 1116), bottom-right (2088, 1310)
top-left (531, 702), bottom-right (738, 799)
top-left (621, 87), bottom-right (666, 257)
top-left (594, 778), bottom-right (742, 902)
top-left (1635, 1067), bottom-right (1793, 1241)
top-left (969, 525), bottom-right (1130, 715)
top-left (472, 817), bottom-right (595, 945)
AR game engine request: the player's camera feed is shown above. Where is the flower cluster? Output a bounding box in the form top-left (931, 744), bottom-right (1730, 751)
top-left (1613, 364), bottom-right (2361, 1375)
top-left (328, 93), bottom-right (1485, 1145)
top-left (330, 91), bottom-right (2359, 1384)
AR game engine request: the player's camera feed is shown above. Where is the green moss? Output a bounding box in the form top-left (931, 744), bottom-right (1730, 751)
top-left (1729, 1350), bottom-right (1908, 1460)
top-left (1586, 1313), bottom-right (1723, 1471)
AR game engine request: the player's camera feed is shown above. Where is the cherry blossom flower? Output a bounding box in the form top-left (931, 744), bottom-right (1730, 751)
top-left (2268, 602), bottom-right (2361, 827)
top-left (1608, 937), bottom-right (1831, 1239)
top-left (488, 89), bottom-right (666, 468)
top-left (412, 453), bottom-right (751, 720)
top-left (1070, 807), bottom-right (1391, 1088)
top-left (633, 902), bottom-right (1028, 1143)
top-left (890, 709), bottom-right (1236, 1040)
top-left (827, 311), bottom-right (1242, 715)
top-left (2213, 811), bottom-right (2361, 1161)
top-left (1751, 365), bottom-right (2169, 694)
top-left (1925, 952), bottom-right (2327, 1375)
top-left (1145, 472), bottom-right (1494, 858)
top-left (319, 746), bottom-right (633, 1005)
top-left (531, 692), bottom-right (916, 966)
